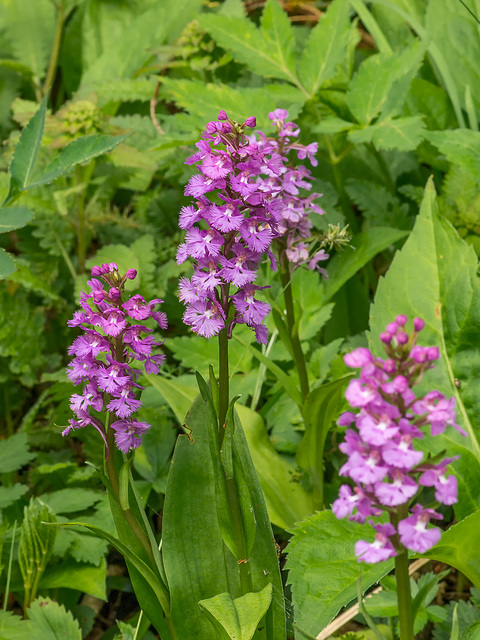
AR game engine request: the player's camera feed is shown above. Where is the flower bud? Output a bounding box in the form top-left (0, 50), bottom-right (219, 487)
top-left (126, 269), bottom-right (137, 280)
top-left (245, 116), bottom-right (256, 128)
top-left (413, 317), bottom-right (425, 332)
top-left (218, 110), bottom-right (228, 121)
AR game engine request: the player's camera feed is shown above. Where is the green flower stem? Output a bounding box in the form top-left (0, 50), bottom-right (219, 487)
top-left (218, 328), bottom-right (252, 595)
top-left (218, 327), bottom-right (230, 448)
top-left (105, 425), bottom-right (156, 569)
top-left (43, 0), bottom-right (65, 96)
top-left (279, 250), bottom-right (309, 402)
top-left (391, 509), bottom-right (414, 640)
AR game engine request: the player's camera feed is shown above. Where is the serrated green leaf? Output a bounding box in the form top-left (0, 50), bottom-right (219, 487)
top-left (349, 116), bottom-right (426, 151)
top-left (369, 178), bottom-right (480, 519)
top-left (4, 93), bottom-right (48, 205)
top-left (199, 584), bottom-right (273, 640)
top-left (28, 134), bottom-right (126, 189)
top-left (285, 510), bottom-right (395, 638)
top-left (0, 248), bottom-right (16, 279)
top-left (199, 1), bottom-right (301, 87)
top-left (0, 484), bottom-right (28, 509)
top-left (0, 610), bottom-right (32, 639)
top-left (345, 179), bottom-right (411, 228)
top-left (347, 44), bottom-right (424, 125)
top-left (0, 431), bottom-right (36, 473)
top-left (27, 597), bottom-right (82, 640)
top-left (299, 0), bottom-right (353, 97)
top-left (425, 129), bottom-right (480, 183)
top-left (313, 116), bottom-right (353, 134)
top-left (160, 78), bottom-right (304, 131)
top-left (323, 226), bottom-right (409, 304)
top-left (0, 207), bottom-right (34, 232)
top-left (0, 0), bottom-right (55, 80)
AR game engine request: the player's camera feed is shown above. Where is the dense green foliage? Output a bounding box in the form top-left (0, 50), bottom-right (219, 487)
top-left (1, 0), bottom-right (480, 638)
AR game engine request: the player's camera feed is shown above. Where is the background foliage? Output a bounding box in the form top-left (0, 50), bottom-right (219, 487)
top-left (1, 0), bottom-right (480, 638)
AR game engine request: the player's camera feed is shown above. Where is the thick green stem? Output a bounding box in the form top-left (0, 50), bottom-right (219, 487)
top-left (218, 327), bottom-right (230, 448)
top-left (279, 250), bottom-right (309, 402)
top-left (391, 510), bottom-right (414, 640)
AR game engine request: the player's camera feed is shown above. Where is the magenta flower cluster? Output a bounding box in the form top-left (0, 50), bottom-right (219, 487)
top-left (177, 109), bottom-right (324, 343)
top-left (65, 263), bottom-right (167, 454)
top-left (332, 315), bottom-right (465, 563)
top-left (256, 109), bottom-right (326, 272)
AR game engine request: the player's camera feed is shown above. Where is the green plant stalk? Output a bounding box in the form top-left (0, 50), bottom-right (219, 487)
top-left (391, 509), bottom-right (414, 640)
top-left (105, 425), bottom-right (157, 569)
top-left (218, 328), bottom-right (253, 595)
top-left (279, 250), bottom-right (309, 402)
top-left (43, 0), bottom-right (65, 96)
top-left (218, 327), bottom-right (230, 448)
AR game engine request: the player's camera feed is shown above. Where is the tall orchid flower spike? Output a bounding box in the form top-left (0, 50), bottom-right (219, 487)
top-left (65, 263), bottom-right (167, 454)
top-left (333, 315), bottom-right (465, 562)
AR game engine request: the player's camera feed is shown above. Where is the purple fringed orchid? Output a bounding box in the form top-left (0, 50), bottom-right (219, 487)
top-left (65, 263), bottom-right (167, 454)
top-left (332, 315), bottom-right (466, 563)
top-left (177, 109), bottom-right (325, 343)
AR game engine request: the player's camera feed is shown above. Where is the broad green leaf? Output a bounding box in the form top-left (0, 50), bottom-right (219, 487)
top-left (148, 375), bottom-right (313, 529)
top-left (163, 392), bottom-right (285, 639)
top-left (296, 376), bottom-right (352, 510)
top-left (40, 554), bottom-right (105, 601)
top-left (28, 135), bottom-right (126, 188)
top-left (199, 0), bottom-right (301, 87)
top-left (161, 78), bottom-right (304, 131)
top-left (323, 227), bottom-right (409, 304)
top-left (0, 431), bottom-right (36, 473)
top-left (346, 44), bottom-right (424, 125)
top-left (369, 178), bottom-right (480, 519)
top-left (285, 510), bottom-right (395, 638)
top-left (420, 511), bottom-right (480, 590)
top-left (406, 78), bottom-right (456, 131)
top-left (199, 584), bottom-right (273, 640)
top-left (40, 488), bottom-right (103, 514)
top-left (299, 0), bottom-right (353, 97)
top-left (0, 207), bottom-right (34, 232)
top-left (0, 248), bottom-right (16, 279)
top-left (27, 597), bottom-right (82, 640)
top-left (424, 130), bottom-right (480, 183)
top-left (4, 93), bottom-right (48, 205)
top-left (349, 116), bottom-right (426, 151)
top-left (0, 484), bottom-right (28, 509)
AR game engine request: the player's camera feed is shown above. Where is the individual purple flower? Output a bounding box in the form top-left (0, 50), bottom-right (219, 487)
top-left (64, 263), bottom-right (167, 454)
top-left (398, 505), bottom-right (442, 553)
top-left (355, 523), bottom-right (397, 563)
top-left (333, 316), bottom-right (465, 562)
